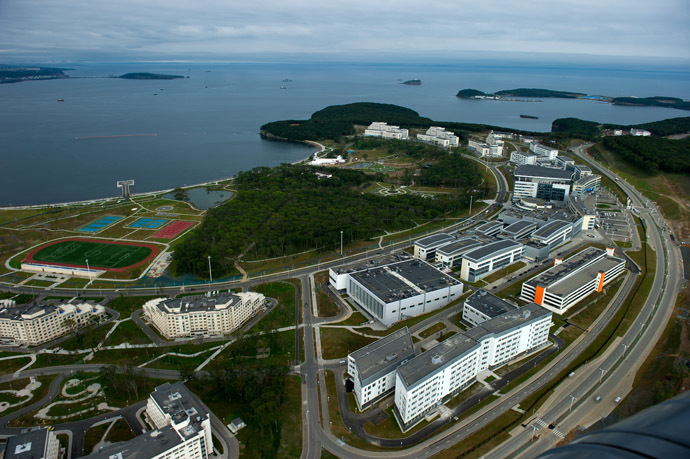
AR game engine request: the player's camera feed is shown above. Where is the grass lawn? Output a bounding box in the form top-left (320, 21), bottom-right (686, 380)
top-left (320, 328), bottom-right (377, 360)
top-left (83, 423), bottom-right (110, 455)
top-left (276, 376), bottom-right (303, 458)
top-left (103, 320), bottom-right (152, 346)
top-left (106, 295), bottom-right (161, 317)
top-left (316, 290), bottom-right (340, 318)
top-left (59, 323), bottom-right (112, 351)
top-left (0, 376), bottom-right (55, 417)
top-left (12, 294), bottom-right (36, 304)
top-left (480, 261), bottom-right (526, 284)
top-left (419, 322), bottom-right (446, 339)
top-left (249, 282), bottom-right (297, 332)
top-left (0, 356), bottom-right (33, 375)
top-left (105, 417), bottom-right (136, 444)
top-left (333, 311), bottom-right (368, 326)
top-left (363, 405), bottom-right (430, 438)
top-left (433, 410), bottom-right (521, 458)
top-left (23, 279), bottom-right (56, 287)
top-left (30, 239), bottom-right (154, 269)
top-left (566, 278), bottom-right (624, 330)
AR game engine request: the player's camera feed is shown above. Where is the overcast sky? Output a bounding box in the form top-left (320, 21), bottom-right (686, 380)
top-left (1, 0), bottom-right (688, 63)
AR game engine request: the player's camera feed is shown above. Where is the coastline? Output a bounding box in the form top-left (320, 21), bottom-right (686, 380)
top-left (0, 141), bottom-right (321, 211)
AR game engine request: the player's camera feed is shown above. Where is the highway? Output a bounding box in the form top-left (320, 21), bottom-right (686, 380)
top-left (483, 143), bottom-right (684, 457)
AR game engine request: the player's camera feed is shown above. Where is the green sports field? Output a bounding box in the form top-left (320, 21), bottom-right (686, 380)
top-left (28, 239), bottom-right (155, 270)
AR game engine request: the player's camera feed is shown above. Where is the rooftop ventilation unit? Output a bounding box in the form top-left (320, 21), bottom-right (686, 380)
top-left (431, 354), bottom-right (442, 365)
top-left (522, 310), bottom-right (531, 319)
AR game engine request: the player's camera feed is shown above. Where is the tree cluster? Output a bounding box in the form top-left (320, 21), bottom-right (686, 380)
top-left (172, 164), bottom-right (470, 277)
top-left (551, 117), bottom-right (601, 140)
top-left (601, 136), bottom-right (690, 174)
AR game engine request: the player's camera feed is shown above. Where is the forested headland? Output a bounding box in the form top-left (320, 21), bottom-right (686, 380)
top-left (600, 136), bottom-right (690, 174)
top-left (551, 116), bottom-right (690, 140)
top-left (172, 161), bottom-right (485, 277)
top-left (260, 102), bottom-right (540, 142)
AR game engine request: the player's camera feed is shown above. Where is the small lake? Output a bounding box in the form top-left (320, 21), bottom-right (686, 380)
top-left (163, 188), bottom-right (234, 210)
top-left (346, 162), bottom-right (372, 169)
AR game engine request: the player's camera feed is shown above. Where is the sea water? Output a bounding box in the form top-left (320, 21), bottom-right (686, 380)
top-left (1, 61), bottom-right (688, 206)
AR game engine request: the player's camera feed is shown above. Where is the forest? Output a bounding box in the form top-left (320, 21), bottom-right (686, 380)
top-left (601, 136), bottom-right (690, 174)
top-left (172, 163), bottom-right (482, 277)
top-left (551, 116), bottom-right (690, 139)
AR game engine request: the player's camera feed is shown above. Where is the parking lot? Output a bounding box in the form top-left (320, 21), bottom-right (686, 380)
top-left (596, 191), bottom-right (634, 241)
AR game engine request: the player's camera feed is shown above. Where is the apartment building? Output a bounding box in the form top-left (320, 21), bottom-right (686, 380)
top-left (364, 122), bottom-right (409, 140)
top-left (513, 165), bottom-right (575, 202)
top-left (142, 292), bottom-right (265, 339)
top-left (435, 238), bottom-right (483, 268)
top-left (529, 143), bottom-right (559, 160)
top-left (462, 289), bottom-right (517, 328)
top-left (417, 126), bottom-right (459, 147)
top-left (0, 300), bottom-right (105, 346)
top-left (4, 427), bottom-right (60, 459)
top-left (393, 303), bottom-right (551, 430)
top-left (413, 233), bottom-right (456, 261)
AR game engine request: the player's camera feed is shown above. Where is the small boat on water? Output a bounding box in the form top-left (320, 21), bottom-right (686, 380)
top-left (57, 98), bottom-right (64, 102)
top-left (520, 114), bottom-right (538, 119)
top-left (280, 86), bottom-right (287, 89)
top-left (282, 78), bottom-right (292, 82)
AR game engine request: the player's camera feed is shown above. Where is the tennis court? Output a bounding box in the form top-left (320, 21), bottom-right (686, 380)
top-left (78, 216), bottom-right (122, 233)
top-left (152, 221), bottom-right (195, 239)
top-left (127, 217), bottom-right (169, 229)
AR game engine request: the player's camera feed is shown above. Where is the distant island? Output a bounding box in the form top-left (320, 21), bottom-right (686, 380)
top-left (118, 72), bottom-right (185, 80)
top-left (401, 79), bottom-right (421, 85)
top-left (457, 87), bottom-right (690, 111)
top-left (0, 66), bottom-right (70, 84)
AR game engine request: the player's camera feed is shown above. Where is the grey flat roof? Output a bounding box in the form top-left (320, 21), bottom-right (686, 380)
top-left (463, 240), bottom-right (523, 263)
top-left (350, 259), bottom-right (460, 304)
top-left (85, 426), bottom-right (183, 459)
top-left (502, 220), bottom-right (537, 235)
top-left (531, 220), bottom-right (571, 239)
top-left (465, 290), bottom-right (517, 318)
top-left (349, 328), bottom-right (415, 386)
top-left (150, 382), bottom-right (207, 439)
top-left (549, 257), bottom-right (623, 297)
top-left (476, 220), bottom-right (504, 234)
top-left (525, 247), bottom-right (623, 293)
top-left (478, 302), bottom-right (551, 335)
top-left (5, 428), bottom-right (48, 459)
top-left (397, 333), bottom-right (481, 388)
top-left (515, 165), bottom-right (574, 180)
top-left (415, 233), bottom-right (455, 249)
top-left (574, 175), bottom-right (600, 186)
top-left (575, 165), bottom-right (592, 172)
top-left (0, 304), bottom-right (56, 320)
top-left (557, 155), bottom-right (574, 162)
top-left (436, 239), bottom-right (483, 256)
top-left (156, 294), bottom-right (243, 314)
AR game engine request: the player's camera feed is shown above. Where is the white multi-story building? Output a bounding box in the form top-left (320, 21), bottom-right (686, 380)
top-left (364, 122), bottom-right (409, 140)
top-left (475, 220), bottom-right (505, 237)
top-left (330, 259), bottom-right (463, 326)
top-left (88, 382), bottom-right (212, 459)
top-left (630, 128), bottom-right (651, 136)
top-left (435, 239), bottom-right (483, 268)
top-left (459, 240), bottom-right (524, 282)
top-left (555, 155), bottom-right (575, 169)
top-left (468, 139), bottom-right (491, 156)
top-left (4, 427), bottom-right (60, 459)
top-left (513, 165), bottom-right (575, 202)
top-left (529, 143), bottom-right (559, 160)
top-left (462, 289), bottom-right (517, 328)
top-left (498, 220), bottom-right (538, 240)
top-left (0, 300), bottom-right (105, 346)
top-left (393, 302), bottom-right (551, 430)
top-left (568, 196), bottom-right (597, 230)
top-left (520, 247), bottom-right (626, 314)
top-left (413, 233), bottom-right (455, 261)
top-left (571, 174), bottom-right (601, 197)
top-left (142, 292), bottom-right (265, 339)
top-left (529, 220), bottom-right (573, 248)
top-left (347, 327), bottom-right (415, 410)
top-left (510, 150), bottom-right (537, 166)
top-left (417, 126), bottom-right (459, 147)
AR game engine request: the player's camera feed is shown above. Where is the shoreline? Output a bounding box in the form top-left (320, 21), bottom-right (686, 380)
top-left (0, 141), bottom-right (322, 211)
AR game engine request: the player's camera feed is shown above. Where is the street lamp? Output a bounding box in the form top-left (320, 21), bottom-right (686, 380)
top-left (622, 343), bottom-right (629, 361)
top-left (340, 230), bottom-right (343, 256)
top-left (85, 258), bottom-right (92, 286)
top-left (207, 255), bottom-right (212, 289)
top-left (599, 367), bottom-right (606, 384)
top-left (569, 395), bottom-right (577, 411)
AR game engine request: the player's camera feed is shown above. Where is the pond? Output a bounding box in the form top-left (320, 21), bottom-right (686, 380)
top-left (346, 162), bottom-right (372, 169)
top-left (163, 188), bottom-right (233, 210)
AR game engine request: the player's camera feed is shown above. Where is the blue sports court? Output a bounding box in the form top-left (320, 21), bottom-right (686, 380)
top-left (78, 215), bottom-right (122, 233)
top-left (127, 217), bottom-right (169, 229)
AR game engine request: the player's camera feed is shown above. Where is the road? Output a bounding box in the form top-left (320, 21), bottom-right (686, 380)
top-left (484, 144), bottom-right (683, 457)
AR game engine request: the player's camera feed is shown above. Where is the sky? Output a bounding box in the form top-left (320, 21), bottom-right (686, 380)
top-left (1, 0), bottom-right (689, 64)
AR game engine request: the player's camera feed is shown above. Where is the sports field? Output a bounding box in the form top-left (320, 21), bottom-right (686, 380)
top-left (152, 221), bottom-right (195, 239)
top-left (79, 215), bottom-right (122, 233)
top-left (127, 217), bottom-right (169, 229)
top-left (24, 238), bottom-right (160, 271)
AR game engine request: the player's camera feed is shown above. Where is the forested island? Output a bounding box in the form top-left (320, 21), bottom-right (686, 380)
top-left (0, 66), bottom-right (70, 83)
top-left (458, 87), bottom-right (690, 111)
top-left (402, 79), bottom-right (421, 85)
top-left (118, 72), bottom-right (185, 80)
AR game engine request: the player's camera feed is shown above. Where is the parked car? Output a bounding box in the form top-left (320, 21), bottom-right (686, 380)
top-left (615, 396), bottom-right (622, 403)
top-left (594, 396), bottom-right (602, 403)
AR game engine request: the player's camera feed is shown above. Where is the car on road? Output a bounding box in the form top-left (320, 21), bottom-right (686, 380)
top-left (594, 396), bottom-right (602, 403)
top-left (615, 396), bottom-right (622, 403)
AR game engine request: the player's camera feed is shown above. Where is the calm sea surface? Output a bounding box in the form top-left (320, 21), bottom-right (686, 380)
top-left (1, 61), bottom-right (688, 206)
